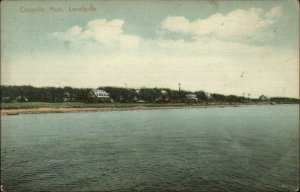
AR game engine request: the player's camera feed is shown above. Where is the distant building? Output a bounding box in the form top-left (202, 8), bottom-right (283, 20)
top-left (63, 92), bottom-right (71, 102)
top-left (135, 89), bottom-right (140, 94)
top-left (15, 96), bottom-right (28, 102)
top-left (133, 96), bottom-right (138, 102)
top-left (161, 90), bottom-right (167, 95)
top-left (16, 96), bottom-right (22, 101)
top-left (259, 95), bottom-right (268, 101)
top-left (155, 90), bottom-right (169, 102)
top-left (88, 89), bottom-right (111, 102)
top-left (186, 94), bottom-right (198, 103)
top-left (205, 92), bottom-right (212, 99)
top-left (160, 90), bottom-right (169, 101)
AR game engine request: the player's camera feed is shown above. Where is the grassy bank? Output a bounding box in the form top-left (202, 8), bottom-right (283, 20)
top-left (0, 102), bottom-right (252, 115)
top-left (1, 101), bottom-right (296, 115)
top-left (1, 102), bottom-right (215, 110)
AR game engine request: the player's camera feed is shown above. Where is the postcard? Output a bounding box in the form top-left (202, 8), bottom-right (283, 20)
top-left (1, 0), bottom-right (299, 191)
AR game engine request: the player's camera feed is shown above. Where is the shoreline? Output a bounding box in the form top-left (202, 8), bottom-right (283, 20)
top-left (0, 103), bottom-right (289, 115)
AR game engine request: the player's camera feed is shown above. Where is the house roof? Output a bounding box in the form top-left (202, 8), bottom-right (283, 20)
top-left (186, 93), bottom-right (198, 99)
top-left (90, 89), bottom-right (110, 98)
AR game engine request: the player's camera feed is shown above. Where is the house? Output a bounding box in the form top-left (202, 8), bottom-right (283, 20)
top-left (160, 90), bottom-right (169, 101)
top-left (62, 92), bottom-right (71, 102)
top-left (88, 89), bottom-right (111, 102)
top-left (259, 95), bottom-right (268, 101)
top-left (135, 89), bottom-right (140, 94)
top-left (155, 90), bottom-right (169, 102)
top-left (205, 92), bottom-right (212, 100)
top-left (133, 96), bottom-right (138, 102)
top-left (15, 96), bottom-right (28, 102)
top-left (186, 94), bottom-right (198, 103)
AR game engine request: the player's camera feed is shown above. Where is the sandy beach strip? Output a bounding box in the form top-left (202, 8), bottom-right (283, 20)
top-left (1, 107), bottom-right (100, 115)
top-left (0, 104), bottom-right (253, 115)
top-left (3, 102), bottom-right (291, 116)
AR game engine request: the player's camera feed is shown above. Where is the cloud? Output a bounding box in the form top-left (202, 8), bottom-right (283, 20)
top-left (54, 6), bottom-right (282, 51)
top-left (265, 6), bottom-right (282, 18)
top-left (53, 19), bottom-right (141, 49)
top-left (161, 6), bottom-right (281, 42)
top-left (51, 10), bottom-right (286, 61)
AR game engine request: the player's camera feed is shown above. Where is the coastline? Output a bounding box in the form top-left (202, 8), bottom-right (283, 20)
top-left (0, 103), bottom-right (281, 115)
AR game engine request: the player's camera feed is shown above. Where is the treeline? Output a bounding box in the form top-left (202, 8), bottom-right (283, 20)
top-left (0, 85), bottom-right (299, 103)
top-left (0, 86), bottom-right (205, 103)
top-left (1, 86), bottom-right (91, 102)
top-left (269, 97), bottom-right (300, 103)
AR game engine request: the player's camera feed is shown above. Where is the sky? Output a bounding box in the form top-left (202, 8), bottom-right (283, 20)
top-left (1, 0), bottom-right (299, 98)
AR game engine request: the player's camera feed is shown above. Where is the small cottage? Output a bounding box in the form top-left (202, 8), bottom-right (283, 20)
top-left (186, 94), bottom-right (198, 103)
top-left (155, 90), bottom-right (169, 102)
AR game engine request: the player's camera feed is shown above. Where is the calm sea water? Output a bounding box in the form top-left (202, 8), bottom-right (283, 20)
top-left (1, 105), bottom-right (299, 192)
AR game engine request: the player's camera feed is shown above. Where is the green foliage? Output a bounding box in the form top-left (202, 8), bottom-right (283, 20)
top-left (102, 87), bottom-right (138, 102)
top-left (194, 91), bottom-right (208, 101)
top-left (269, 97), bottom-right (299, 103)
top-left (225, 95), bottom-right (244, 102)
top-left (139, 88), bottom-right (161, 102)
top-left (1, 85), bottom-right (90, 103)
top-left (1, 85), bottom-right (298, 105)
top-left (211, 93), bottom-right (227, 102)
top-left (169, 90), bottom-right (189, 102)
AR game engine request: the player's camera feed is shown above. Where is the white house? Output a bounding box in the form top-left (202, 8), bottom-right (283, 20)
top-left (89, 89), bottom-right (111, 102)
top-left (186, 94), bottom-right (198, 103)
top-left (161, 90), bottom-right (167, 95)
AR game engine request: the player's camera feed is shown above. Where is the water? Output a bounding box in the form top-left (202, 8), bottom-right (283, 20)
top-left (1, 105), bottom-right (299, 192)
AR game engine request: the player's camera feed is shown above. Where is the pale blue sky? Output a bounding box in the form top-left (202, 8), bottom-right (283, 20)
top-left (1, 0), bottom-right (299, 98)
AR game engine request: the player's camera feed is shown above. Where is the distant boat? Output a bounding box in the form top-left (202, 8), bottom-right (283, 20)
top-left (270, 102), bottom-right (276, 105)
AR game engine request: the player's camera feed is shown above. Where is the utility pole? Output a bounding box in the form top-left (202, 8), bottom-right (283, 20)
top-left (178, 82), bottom-right (181, 92)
